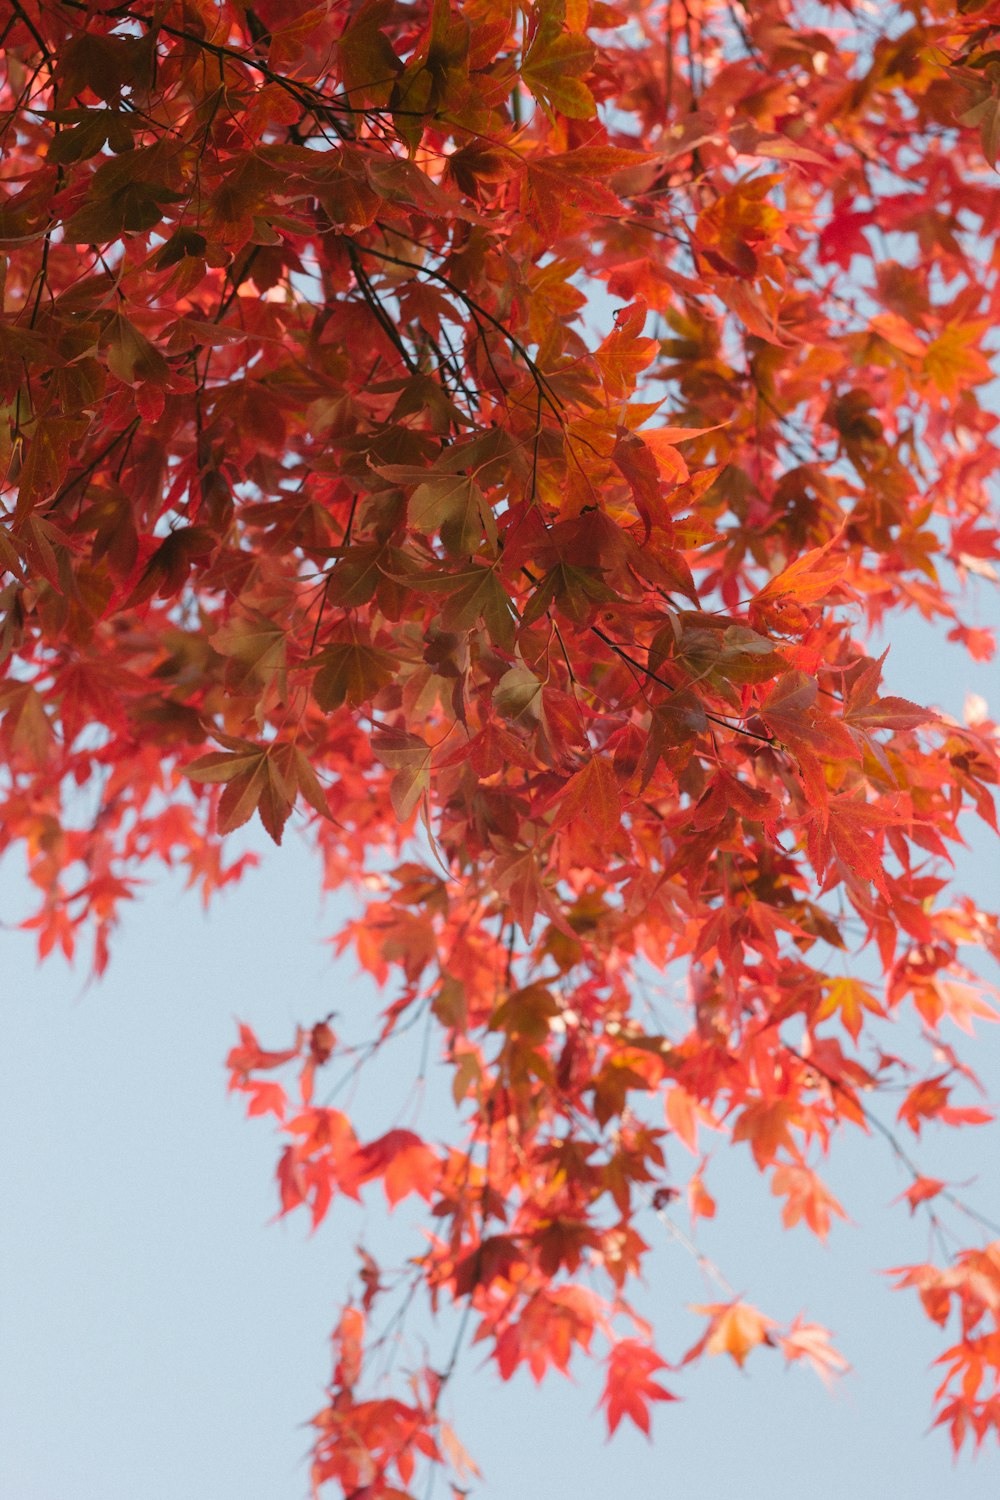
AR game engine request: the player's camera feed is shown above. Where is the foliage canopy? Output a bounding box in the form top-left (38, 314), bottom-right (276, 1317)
top-left (4, 0), bottom-right (1000, 1487)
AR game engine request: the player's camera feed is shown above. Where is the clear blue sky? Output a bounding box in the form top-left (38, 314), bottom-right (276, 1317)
top-left (2, 610), bottom-right (999, 1500)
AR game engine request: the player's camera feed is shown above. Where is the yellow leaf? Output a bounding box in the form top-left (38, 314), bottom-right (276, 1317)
top-left (816, 975), bottom-right (885, 1041)
top-left (924, 322), bottom-right (993, 398)
top-left (687, 1300), bottom-right (775, 1368)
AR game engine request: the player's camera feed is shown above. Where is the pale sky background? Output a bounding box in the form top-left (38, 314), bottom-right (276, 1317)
top-left (1, 597), bottom-right (999, 1500)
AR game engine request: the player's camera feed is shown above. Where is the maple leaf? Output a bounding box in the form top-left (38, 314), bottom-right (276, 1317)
top-left (227, 1022), bottom-right (300, 1079)
top-left (276, 1145), bottom-right (308, 1216)
top-left (818, 795), bottom-right (893, 895)
top-left (521, 5), bottom-right (596, 119)
top-left (731, 1099), bottom-right (799, 1169)
top-left (750, 540), bottom-right (851, 632)
top-left (490, 982), bottom-right (559, 1043)
top-left (212, 610), bottom-right (288, 698)
top-left (548, 755), bottom-right (622, 861)
top-left (125, 527), bottom-right (216, 608)
top-left (770, 1163), bottom-right (849, 1240)
top-left (371, 728), bottom-right (433, 821)
top-left (331, 1305), bottom-right (365, 1390)
top-left (453, 1235), bottom-right (525, 1297)
top-left (600, 1340), bottom-right (676, 1435)
top-left (243, 1080), bottom-right (288, 1120)
top-left (491, 841), bottom-right (570, 939)
top-left (521, 148), bottom-right (647, 237)
top-left (187, 737), bottom-right (328, 843)
top-left (106, 313), bottom-right (170, 389)
top-left (15, 416), bottom-right (89, 516)
top-left (685, 1300), bottom-right (775, 1369)
top-left (844, 696), bottom-right (933, 733)
top-left (595, 300), bottom-right (658, 400)
top-left (355, 1129), bottom-right (441, 1206)
top-left (897, 1075), bottom-right (952, 1136)
top-left (894, 1177), bottom-right (947, 1215)
top-left (408, 472), bottom-right (496, 557)
top-left (816, 976), bottom-right (886, 1043)
top-left (312, 639), bottom-right (398, 711)
top-left (924, 323), bottom-right (994, 397)
top-left (665, 1086), bottom-right (722, 1154)
top-left (417, 563), bottom-right (517, 650)
top-left (336, 0), bottom-right (401, 107)
top-left (777, 1316), bottom-right (850, 1386)
top-left (611, 430), bottom-right (682, 538)
top-left (493, 664), bottom-right (544, 722)
top-left (818, 208), bottom-right (874, 269)
top-left (687, 1171), bottom-right (717, 1223)
top-left (0, 682), bottom-right (54, 767)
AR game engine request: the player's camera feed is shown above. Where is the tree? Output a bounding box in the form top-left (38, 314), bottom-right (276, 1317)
top-left (3, 0), bottom-right (1000, 1487)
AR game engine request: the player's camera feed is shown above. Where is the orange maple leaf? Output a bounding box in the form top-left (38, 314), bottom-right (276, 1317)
top-left (685, 1300), bottom-right (776, 1368)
